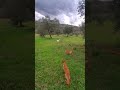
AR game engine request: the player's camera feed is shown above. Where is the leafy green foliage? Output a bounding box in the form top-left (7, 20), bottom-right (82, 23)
top-left (80, 22), bottom-right (85, 38)
top-left (78, 0), bottom-right (85, 17)
top-left (36, 16), bottom-right (60, 38)
top-left (63, 26), bottom-right (73, 37)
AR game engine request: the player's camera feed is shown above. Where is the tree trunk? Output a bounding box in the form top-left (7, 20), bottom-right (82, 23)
top-left (19, 20), bottom-right (24, 27)
top-left (49, 34), bottom-right (52, 38)
top-left (48, 30), bottom-right (52, 38)
top-left (67, 34), bottom-right (68, 37)
top-left (11, 18), bottom-right (18, 26)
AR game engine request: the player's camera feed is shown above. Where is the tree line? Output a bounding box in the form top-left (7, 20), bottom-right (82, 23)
top-left (35, 16), bottom-right (84, 38)
top-left (0, 0), bottom-right (34, 27)
top-left (85, 0), bottom-right (120, 32)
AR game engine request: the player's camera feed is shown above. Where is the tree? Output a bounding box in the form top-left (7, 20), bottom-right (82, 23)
top-left (37, 19), bottom-right (46, 37)
top-left (42, 16), bottom-right (53, 38)
top-left (78, 0), bottom-right (85, 37)
top-left (0, 0), bottom-right (34, 27)
top-left (44, 17), bottom-right (60, 37)
top-left (113, 0), bottom-right (120, 32)
top-left (80, 22), bottom-right (85, 38)
top-left (37, 16), bottom-right (60, 38)
top-left (85, 0), bottom-right (113, 24)
top-left (53, 18), bottom-right (60, 35)
top-left (63, 26), bottom-right (73, 37)
top-left (78, 0), bottom-right (85, 18)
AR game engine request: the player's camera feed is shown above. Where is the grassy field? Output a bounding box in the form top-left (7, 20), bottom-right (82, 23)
top-left (0, 19), bottom-right (34, 89)
top-left (35, 35), bottom-right (85, 90)
top-left (86, 21), bottom-right (120, 90)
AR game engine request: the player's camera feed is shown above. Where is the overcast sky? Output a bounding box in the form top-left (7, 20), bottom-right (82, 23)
top-left (35, 0), bottom-right (84, 26)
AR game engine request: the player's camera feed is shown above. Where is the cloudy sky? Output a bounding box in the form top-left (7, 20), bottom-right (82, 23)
top-left (35, 0), bottom-right (84, 26)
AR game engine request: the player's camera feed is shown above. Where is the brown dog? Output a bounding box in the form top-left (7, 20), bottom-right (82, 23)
top-left (65, 50), bottom-right (73, 55)
top-left (62, 60), bottom-right (71, 86)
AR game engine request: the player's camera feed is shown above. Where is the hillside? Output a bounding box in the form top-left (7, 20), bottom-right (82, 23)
top-left (35, 20), bottom-right (81, 35)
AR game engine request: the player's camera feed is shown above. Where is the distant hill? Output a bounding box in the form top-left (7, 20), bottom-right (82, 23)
top-left (35, 19), bottom-right (81, 34)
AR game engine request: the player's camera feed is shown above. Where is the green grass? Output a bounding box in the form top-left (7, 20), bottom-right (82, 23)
top-left (86, 21), bottom-right (120, 90)
top-left (35, 35), bottom-right (85, 90)
top-left (0, 19), bottom-right (34, 89)
top-left (86, 48), bottom-right (120, 90)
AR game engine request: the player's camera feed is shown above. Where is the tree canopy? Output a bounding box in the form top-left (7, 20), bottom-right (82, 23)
top-left (78, 0), bottom-right (85, 18)
top-left (0, 0), bottom-right (34, 27)
top-left (36, 16), bottom-right (60, 38)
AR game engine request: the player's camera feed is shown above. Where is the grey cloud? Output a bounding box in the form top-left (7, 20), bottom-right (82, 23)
top-left (35, 0), bottom-right (77, 16)
top-left (35, 0), bottom-right (84, 26)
